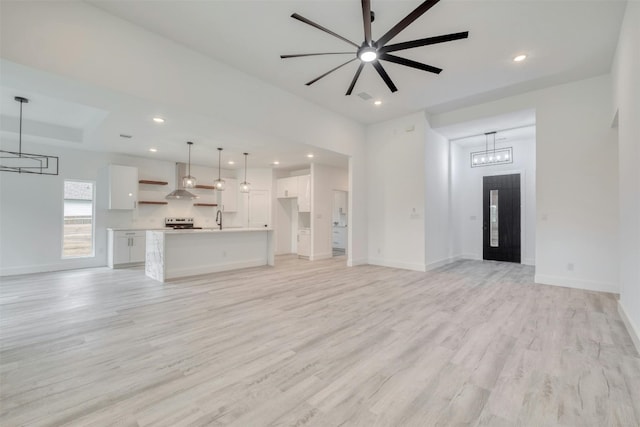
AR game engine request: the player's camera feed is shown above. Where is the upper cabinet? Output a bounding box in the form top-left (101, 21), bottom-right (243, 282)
top-left (219, 178), bottom-right (238, 212)
top-left (276, 176), bottom-right (298, 198)
top-left (297, 175), bottom-right (311, 212)
top-left (108, 164), bottom-right (138, 209)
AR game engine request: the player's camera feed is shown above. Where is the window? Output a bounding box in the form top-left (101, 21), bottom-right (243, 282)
top-left (63, 180), bottom-right (95, 258)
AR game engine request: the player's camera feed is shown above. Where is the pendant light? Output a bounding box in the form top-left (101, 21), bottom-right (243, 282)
top-left (240, 152), bottom-right (250, 193)
top-left (0, 96), bottom-right (59, 175)
top-left (182, 141), bottom-right (196, 188)
top-left (214, 147), bottom-right (225, 190)
top-left (470, 131), bottom-right (513, 168)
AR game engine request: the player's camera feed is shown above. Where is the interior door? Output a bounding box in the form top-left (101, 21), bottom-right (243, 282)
top-left (483, 174), bottom-right (521, 263)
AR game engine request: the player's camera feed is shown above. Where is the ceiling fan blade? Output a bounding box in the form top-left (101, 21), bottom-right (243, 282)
top-left (346, 62), bottom-right (365, 95)
top-left (377, 0), bottom-right (441, 47)
top-left (362, 0), bottom-right (372, 45)
top-left (291, 13), bottom-right (360, 49)
top-left (306, 58), bottom-right (358, 86)
top-left (380, 31), bottom-right (469, 53)
top-left (281, 52), bottom-right (355, 59)
top-left (379, 53), bottom-right (442, 74)
top-left (372, 61), bottom-right (398, 93)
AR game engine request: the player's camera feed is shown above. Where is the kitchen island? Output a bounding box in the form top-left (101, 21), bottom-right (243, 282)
top-left (145, 228), bottom-right (274, 282)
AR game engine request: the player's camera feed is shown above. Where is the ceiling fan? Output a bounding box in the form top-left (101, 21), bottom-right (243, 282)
top-left (280, 0), bottom-right (469, 95)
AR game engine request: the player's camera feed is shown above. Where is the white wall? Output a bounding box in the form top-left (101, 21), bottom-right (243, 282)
top-left (0, 0), bottom-right (368, 267)
top-left (0, 141), bottom-right (267, 275)
top-left (450, 136), bottom-right (536, 265)
top-left (424, 122), bottom-right (452, 269)
top-left (612, 2), bottom-right (640, 345)
top-left (311, 164), bottom-right (347, 261)
top-left (431, 75), bottom-right (619, 293)
top-left (367, 112), bottom-right (427, 271)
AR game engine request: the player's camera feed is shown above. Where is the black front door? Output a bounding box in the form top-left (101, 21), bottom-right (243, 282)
top-left (483, 174), bottom-right (521, 263)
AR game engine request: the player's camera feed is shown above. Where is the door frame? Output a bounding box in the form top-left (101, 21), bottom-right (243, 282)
top-left (476, 169), bottom-right (529, 264)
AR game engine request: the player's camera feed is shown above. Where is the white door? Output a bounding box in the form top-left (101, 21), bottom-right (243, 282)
top-left (248, 189), bottom-right (270, 228)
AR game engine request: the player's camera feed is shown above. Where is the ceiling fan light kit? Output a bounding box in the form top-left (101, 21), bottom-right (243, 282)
top-left (281, 0), bottom-right (469, 95)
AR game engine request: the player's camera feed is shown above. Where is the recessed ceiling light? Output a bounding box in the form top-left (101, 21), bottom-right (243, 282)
top-left (228, 160), bottom-right (235, 165)
top-left (374, 100), bottom-right (382, 106)
top-left (149, 148), bottom-right (157, 152)
top-left (153, 117), bottom-right (165, 123)
top-left (307, 154), bottom-right (314, 158)
top-left (273, 161), bottom-right (280, 165)
top-left (513, 54), bottom-right (527, 62)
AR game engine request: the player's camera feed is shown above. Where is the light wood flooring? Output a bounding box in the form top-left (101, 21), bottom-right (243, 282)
top-left (1, 256), bottom-right (639, 426)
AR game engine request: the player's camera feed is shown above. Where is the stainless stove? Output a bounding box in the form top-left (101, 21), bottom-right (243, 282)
top-left (165, 217), bottom-right (202, 229)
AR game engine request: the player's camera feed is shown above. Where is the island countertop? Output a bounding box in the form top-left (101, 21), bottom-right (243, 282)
top-left (156, 227), bottom-right (273, 235)
top-left (145, 228), bottom-right (274, 282)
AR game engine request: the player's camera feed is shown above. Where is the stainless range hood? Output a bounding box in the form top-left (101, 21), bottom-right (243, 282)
top-left (166, 162), bottom-right (198, 200)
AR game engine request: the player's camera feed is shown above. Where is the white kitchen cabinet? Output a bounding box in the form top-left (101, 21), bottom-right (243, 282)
top-left (332, 226), bottom-right (347, 249)
top-left (277, 176), bottom-right (298, 198)
top-left (218, 178), bottom-right (237, 212)
top-left (249, 189), bottom-right (270, 228)
top-left (297, 174), bottom-right (311, 212)
top-left (108, 229), bottom-right (146, 267)
top-left (108, 165), bottom-right (138, 209)
top-left (298, 228), bottom-right (311, 258)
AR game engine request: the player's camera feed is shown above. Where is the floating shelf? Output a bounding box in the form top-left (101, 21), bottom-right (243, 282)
top-left (138, 201), bottom-right (168, 205)
top-left (195, 184), bottom-right (216, 190)
top-left (193, 203), bottom-right (218, 207)
top-left (139, 180), bottom-right (168, 185)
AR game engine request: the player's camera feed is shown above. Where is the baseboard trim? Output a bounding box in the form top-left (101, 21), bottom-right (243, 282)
top-left (522, 257), bottom-right (535, 266)
top-left (0, 260), bottom-right (106, 277)
top-left (310, 252), bottom-right (332, 261)
top-left (348, 257), bottom-right (367, 267)
top-left (425, 257), bottom-right (457, 271)
top-left (367, 258), bottom-right (426, 272)
top-left (534, 274), bottom-right (618, 294)
top-left (618, 301), bottom-right (640, 354)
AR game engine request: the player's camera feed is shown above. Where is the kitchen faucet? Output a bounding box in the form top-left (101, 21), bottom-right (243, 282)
top-left (215, 209), bottom-right (222, 230)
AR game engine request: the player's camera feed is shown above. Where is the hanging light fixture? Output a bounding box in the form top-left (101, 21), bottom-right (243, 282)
top-left (1, 96), bottom-right (59, 175)
top-left (240, 152), bottom-right (250, 193)
top-left (182, 141), bottom-right (197, 188)
top-left (214, 147), bottom-right (225, 190)
top-left (470, 131), bottom-right (513, 168)
top-left (166, 142), bottom-right (198, 199)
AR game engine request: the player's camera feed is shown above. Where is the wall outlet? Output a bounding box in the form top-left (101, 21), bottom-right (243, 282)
top-left (567, 262), bottom-right (574, 271)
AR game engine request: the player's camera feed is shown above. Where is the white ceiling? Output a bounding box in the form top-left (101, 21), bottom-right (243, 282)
top-left (0, 61), bottom-right (348, 170)
top-left (90, 0), bottom-right (626, 124)
top-left (0, 1), bottom-right (626, 167)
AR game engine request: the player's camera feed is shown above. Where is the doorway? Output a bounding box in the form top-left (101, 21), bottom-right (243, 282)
top-left (332, 190), bottom-right (348, 257)
top-left (483, 174), bottom-right (521, 263)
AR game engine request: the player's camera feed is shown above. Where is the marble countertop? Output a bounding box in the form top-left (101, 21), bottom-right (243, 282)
top-left (107, 227), bottom-right (165, 231)
top-left (149, 227), bottom-right (273, 235)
